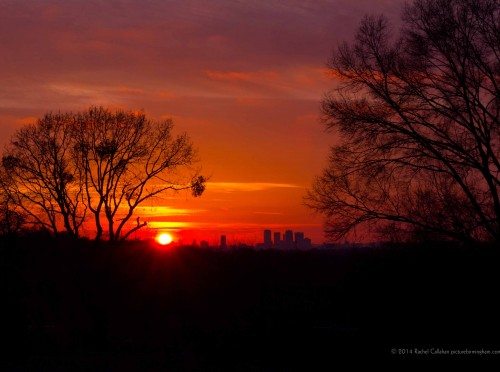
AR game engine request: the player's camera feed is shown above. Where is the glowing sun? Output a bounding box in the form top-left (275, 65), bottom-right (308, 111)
top-left (156, 232), bottom-right (173, 245)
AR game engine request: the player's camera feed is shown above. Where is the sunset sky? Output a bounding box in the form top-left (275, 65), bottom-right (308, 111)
top-left (0, 0), bottom-right (403, 244)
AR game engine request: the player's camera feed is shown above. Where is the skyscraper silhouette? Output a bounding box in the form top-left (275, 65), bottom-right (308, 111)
top-left (263, 229), bottom-right (272, 248)
top-left (258, 229), bottom-right (313, 249)
top-left (273, 232), bottom-right (281, 247)
top-left (284, 230), bottom-right (293, 249)
top-left (294, 232), bottom-right (304, 248)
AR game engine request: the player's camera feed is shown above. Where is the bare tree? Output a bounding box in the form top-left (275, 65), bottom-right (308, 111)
top-left (72, 107), bottom-right (205, 241)
top-left (1, 113), bottom-right (86, 237)
top-left (0, 186), bottom-right (25, 237)
top-left (1, 107), bottom-right (204, 241)
top-left (306, 0), bottom-right (499, 243)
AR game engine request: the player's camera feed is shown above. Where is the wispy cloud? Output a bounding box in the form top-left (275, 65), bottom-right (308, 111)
top-left (253, 211), bottom-right (284, 215)
top-left (205, 70), bottom-right (280, 83)
top-left (204, 66), bottom-right (332, 99)
top-left (207, 182), bottom-right (301, 192)
top-left (135, 206), bottom-right (206, 217)
top-left (147, 221), bottom-right (192, 229)
top-left (182, 222), bottom-right (322, 230)
top-left (47, 83), bottom-right (145, 103)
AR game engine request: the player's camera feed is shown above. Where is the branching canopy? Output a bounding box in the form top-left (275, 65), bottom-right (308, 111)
top-left (307, 0), bottom-right (500, 243)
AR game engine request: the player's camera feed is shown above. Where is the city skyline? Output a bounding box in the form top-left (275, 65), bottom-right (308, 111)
top-left (258, 229), bottom-right (312, 249)
top-left (172, 228), bottom-right (314, 249)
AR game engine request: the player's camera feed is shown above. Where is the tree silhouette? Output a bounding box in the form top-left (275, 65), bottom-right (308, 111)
top-left (306, 0), bottom-right (499, 243)
top-left (1, 113), bottom-right (86, 236)
top-left (1, 107), bottom-right (205, 240)
top-left (72, 107), bottom-right (205, 241)
top-left (0, 190), bottom-right (25, 236)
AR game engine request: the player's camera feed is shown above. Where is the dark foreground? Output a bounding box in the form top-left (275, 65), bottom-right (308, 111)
top-left (1, 235), bottom-right (499, 370)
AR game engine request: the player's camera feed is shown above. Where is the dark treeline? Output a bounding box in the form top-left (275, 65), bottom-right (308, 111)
top-left (1, 236), bottom-right (499, 368)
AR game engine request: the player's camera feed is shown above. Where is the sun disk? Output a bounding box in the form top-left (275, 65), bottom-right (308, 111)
top-left (156, 232), bottom-right (173, 245)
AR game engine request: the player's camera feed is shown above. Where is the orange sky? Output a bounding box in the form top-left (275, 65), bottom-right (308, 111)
top-left (0, 0), bottom-right (403, 245)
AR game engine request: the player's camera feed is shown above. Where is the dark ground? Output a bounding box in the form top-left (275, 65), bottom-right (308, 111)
top-left (1, 234), bottom-right (499, 370)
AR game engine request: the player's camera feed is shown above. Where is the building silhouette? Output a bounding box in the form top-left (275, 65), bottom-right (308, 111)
top-left (220, 235), bottom-right (227, 249)
top-left (284, 230), bottom-right (293, 249)
top-left (258, 229), bottom-right (312, 250)
top-left (263, 229), bottom-right (272, 248)
top-left (294, 232), bottom-right (304, 248)
top-left (273, 232), bottom-right (281, 247)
